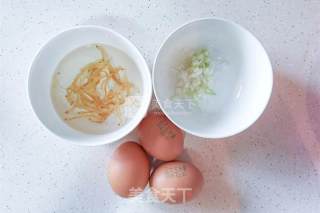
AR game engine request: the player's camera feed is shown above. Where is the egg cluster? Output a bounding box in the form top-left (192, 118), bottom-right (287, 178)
top-left (107, 112), bottom-right (203, 204)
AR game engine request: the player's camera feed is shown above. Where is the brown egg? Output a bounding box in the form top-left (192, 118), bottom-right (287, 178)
top-left (137, 112), bottom-right (184, 161)
top-left (150, 161), bottom-right (203, 204)
top-left (107, 141), bottom-right (150, 198)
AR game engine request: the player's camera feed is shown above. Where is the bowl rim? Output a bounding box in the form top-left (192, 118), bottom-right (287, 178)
top-left (152, 17), bottom-right (273, 139)
top-left (27, 25), bottom-right (152, 146)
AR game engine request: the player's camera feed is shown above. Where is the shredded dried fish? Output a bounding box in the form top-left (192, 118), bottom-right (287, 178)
top-left (64, 45), bottom-right (133, 123)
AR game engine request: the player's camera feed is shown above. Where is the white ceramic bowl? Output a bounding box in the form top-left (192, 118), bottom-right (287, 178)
top-left (153, 18), bottom-right (273, 138)
top-left (28, 26), bottom-right (152, 145)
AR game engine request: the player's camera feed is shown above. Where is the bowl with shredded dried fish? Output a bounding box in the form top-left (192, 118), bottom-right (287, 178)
top-left (28, 26), bottom-right (152, 145)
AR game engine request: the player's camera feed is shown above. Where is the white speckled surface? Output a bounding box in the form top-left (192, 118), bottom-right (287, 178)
top-left (1, 0), bottom-right (320, 212)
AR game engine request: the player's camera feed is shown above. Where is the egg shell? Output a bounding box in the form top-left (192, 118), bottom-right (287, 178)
top-left (137, 112), bottom-right (184, 161)
top-left (107, 141), bottom-right (150, 198)
top-left (150, 161), bottom-right (204, 204)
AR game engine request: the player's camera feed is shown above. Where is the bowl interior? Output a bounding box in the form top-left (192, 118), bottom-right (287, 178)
top-left (29, 26), bottom-right (152, 145)
top-left (153, 18), bottom-right (273, 138)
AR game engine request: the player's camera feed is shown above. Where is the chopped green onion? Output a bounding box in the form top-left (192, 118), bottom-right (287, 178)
top-left (175, 48), bottom-right (214, 102)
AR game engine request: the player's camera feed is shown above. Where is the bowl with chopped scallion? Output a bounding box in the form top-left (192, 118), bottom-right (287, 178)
top-left (153, 18), bottom-right (273, 138)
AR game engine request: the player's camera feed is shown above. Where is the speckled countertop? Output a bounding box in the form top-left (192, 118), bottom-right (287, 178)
top-left (1, 1), bottom-right (320, 212)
